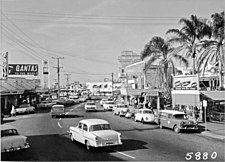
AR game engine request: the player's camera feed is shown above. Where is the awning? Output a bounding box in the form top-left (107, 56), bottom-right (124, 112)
top-left (201, 91), bottom-right (225, 101)
top-left (172, 93), bottom-right (200, 107)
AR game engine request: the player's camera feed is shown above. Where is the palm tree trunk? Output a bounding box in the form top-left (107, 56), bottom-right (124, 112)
top-left (219, 46), bottom-right (224, 89)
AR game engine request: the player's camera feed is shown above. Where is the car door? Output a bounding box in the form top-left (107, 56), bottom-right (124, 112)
top-left (82, 124), bottom-right (88, 144)
top-left (75, 122), bottom-right (83, 143)
top-left (159, 112), bottom-right (168, 127)
top-left (167, 114), bottom-right (173, 128)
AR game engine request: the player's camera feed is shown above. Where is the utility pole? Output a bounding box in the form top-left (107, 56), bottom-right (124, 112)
top-left (52, 57), bottom-right (64, 100)
top-left (65, 73), bottom-right (71, 98)
top-left (111, 73), bottom-right (114, 99)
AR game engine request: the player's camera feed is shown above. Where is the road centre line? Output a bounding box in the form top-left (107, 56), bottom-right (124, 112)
top-left (57, 122), bottom-right (62, 128)
top-left (106, 147), bottom-right (136, 159)
top-left (59, 118), bottom-right (61, 120)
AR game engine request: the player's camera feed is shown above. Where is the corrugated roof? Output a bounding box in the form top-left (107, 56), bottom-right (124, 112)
top-left (201, 91), bottom-right (225, 101)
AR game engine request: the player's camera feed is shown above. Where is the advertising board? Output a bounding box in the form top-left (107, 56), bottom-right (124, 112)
top-left (8, 64), bottom-right (38, 76)
top-left (173, 75), bottom-right (199, 90)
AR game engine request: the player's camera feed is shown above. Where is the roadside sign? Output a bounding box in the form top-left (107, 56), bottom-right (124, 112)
top-left (203, 100), bottom-right (207, 107)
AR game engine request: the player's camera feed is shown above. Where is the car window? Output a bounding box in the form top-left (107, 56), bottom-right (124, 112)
top-left (86, 103), bottom-right (95, 105)
top-left (1, 129), bottom-right (19, 137)
top-left (143, 110), bottom-right (151, 114)
top-left (168, 114), bottom-right (173, 118)
top-left (78, 123), bottom-right (82, 129)
top-left (89, 124), bottom-right (111, 131)
top-left (174, 114), bottom-right (186, 119)
top-left (19, 104), bottom-right (30, 108)
top-left (83, 124), bottom-right (88, 131)
top-left (160, 112), bottom-right (168, 118)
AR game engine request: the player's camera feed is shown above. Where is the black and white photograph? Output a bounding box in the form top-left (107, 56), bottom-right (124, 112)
top-left (0, 0), bottom-right (225, 161)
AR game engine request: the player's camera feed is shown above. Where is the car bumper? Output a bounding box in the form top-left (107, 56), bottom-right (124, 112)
top-left (2, 143), bottom-right (30, 153)
top-left (93, 141), bottom-right (122, 147)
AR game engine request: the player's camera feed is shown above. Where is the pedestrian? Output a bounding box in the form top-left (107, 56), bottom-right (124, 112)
top-left (145, 100), bottom-right (149, 109)
top-left (11, 104), bottom-right (16, 117)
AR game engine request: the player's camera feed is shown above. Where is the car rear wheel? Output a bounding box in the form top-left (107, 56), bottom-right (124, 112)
top-left (174, 125), bottom-right (180, 133)
top-left (141, 118), bottom-right (145, 124)
top-left (85, 140), bottom-right (91, 151)
top-left (159, 123), bottom-right (163, 129)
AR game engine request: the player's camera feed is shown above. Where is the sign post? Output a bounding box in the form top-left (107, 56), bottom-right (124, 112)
top-left (202, 100), bottom-right (207, 131)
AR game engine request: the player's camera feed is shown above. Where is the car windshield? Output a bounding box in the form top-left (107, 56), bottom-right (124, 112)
top-left (89, 124), bottom-right (111, 131)
top-left (19, 104), bottom-right (30, 108)
top-left (143, 110), bottom-right (152, 114)
top-left (106, 101), bottom-right (114, 104)
top-left (1, 129), bottom-right (19, 137)
top-left (117, 105), bottom-right (128, 108)
top-left (174, 114), bottom-right (186, 119)
top-left (86, 103), bottom-right (95, 105)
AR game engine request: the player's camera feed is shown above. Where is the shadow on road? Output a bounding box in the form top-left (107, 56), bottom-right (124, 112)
top-left (1, 133), bottom-right (125, 161)
top-left (1, 119), bottom-right (16, 124)
top-left (115, 139), bottom-right (148, 152)
top-left (60, 114), bottom-right (84, 118)
top-left (115, 126), bottom-right (159, 132)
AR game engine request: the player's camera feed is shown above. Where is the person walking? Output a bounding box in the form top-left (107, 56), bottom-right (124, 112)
top-left (145, 100), bottom-right (149, 109)
top-left (11, 104), bottom-right (16, 117)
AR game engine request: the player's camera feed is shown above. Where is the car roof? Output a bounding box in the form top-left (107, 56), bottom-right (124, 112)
top-left (52, 104), bottom-right (64, 108)
top-left (160, 110), bottom-right (185, 115)
top-left (79, 119), bottom-right (109, 126)
top-left (1, 124), bottom-right (17, 131)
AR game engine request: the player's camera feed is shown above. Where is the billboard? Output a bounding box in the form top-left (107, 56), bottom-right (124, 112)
top-left (173, 75), bottom-right (199, 90)
top-left (8, 64), bottom-right (38, 76)
top-left (0, 52), bottom-right (8, 80)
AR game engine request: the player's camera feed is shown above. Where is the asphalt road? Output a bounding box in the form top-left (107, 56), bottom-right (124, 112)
top-left (1, 101), bottom-right (225, 161)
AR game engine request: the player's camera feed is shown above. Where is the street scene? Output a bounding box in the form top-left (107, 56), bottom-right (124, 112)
top-left (1, 0), bottom-right (225, 161)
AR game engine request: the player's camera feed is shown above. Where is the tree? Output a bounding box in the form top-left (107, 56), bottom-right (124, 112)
top-left (166, 15), bottom-right (211, 74)
top-left (141, 36), bottom-right (188, 99)
top-left (197, 12), bottom-right (225, 89)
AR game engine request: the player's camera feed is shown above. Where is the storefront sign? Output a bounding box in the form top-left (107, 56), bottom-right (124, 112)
top-left (8, 64), bottom-right (38, 76)
top-left (0, 52), bottom-right (8, 79)
top-left (173, 75), bottom-right (199, 90)
top-left (42, 60), bottom-right (49, 75)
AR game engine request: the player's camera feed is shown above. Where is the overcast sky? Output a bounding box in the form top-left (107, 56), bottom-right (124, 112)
top-left (1, 0), bottom-right (224, 86)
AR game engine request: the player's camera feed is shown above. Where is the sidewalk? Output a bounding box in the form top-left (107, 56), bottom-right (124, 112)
top-left (198, 121), bottom-right (225, 141)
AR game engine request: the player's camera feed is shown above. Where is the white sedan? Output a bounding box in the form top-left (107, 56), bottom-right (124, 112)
top-left (134, 109), bottom-right (155, 124)
top-left (84, 102), bottom-right (97, 112)
top-left (1, 125), bottom-right (30, 152)
top-left (103, 101), bottom-right (115, 111)
top-left (15, 104), bottom-right (35, 114)
top-left (69, 119), bottom-right (122, 150)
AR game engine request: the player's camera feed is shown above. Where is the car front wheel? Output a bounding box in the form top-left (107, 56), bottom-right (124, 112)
top-left (174, 125), bottom-right (180, 133)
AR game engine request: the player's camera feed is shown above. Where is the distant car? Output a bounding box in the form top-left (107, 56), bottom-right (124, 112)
top-left (125, 110), bottom-right (135, 119)
top-left (113, 104), bottom-right (129, 117)
top-left (1, 125), bottom-right (30, 152)
top-left (57, 98), bottom-right (74, 106)
top-left (84, 102), bottom-right (97, 112)
top-left (50, 104), bottom-right (65, 118)
top-left (100, 99), bottom-right (108, 106)
top-left (69, 119), bottom-right (122, 150)
top-left (15, 104), bottom-right (35, 114)
top-left (134, 109), bottom-right (155, 124)
top-left (38, 100), bottom-right (56, 109)
top-left (79, 97), bottom-right (87, 102)
top-left (157, 110), bottom-right (198, 133)
top-left (103, 101), bottom-right (115, 111)
top-left (69, 96), bottom-right (80, 104)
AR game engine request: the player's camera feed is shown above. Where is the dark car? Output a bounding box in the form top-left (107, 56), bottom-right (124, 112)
top-left (57, 98), bottom-right (74, 106)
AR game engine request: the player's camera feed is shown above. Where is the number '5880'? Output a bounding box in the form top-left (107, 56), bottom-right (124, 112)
top-left (185, 152), bottom-right (217, 160)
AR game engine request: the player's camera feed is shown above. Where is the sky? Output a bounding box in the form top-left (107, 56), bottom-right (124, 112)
top-left (0, 0), bottom-right (224, 86)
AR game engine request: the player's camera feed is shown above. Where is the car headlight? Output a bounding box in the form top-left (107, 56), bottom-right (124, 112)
top-left (145, 117), bottom-right (148, 120)
top-left (180, 121), bottom-right (185, 127)
top-left (94, 136), bottom-right (99, 141)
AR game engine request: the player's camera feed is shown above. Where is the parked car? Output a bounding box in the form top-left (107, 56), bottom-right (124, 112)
top-left (103, 101), bottom-right (115, 111)
top-left (1, 125), bottom-right (30, 152)
top-left (134, 109), bottom-right (155, 124)
top-left (100, 98), bottom-right (108, 106)
top-left (37, 100), bottom-right (56, 109)
top-left (157, 110), bottom-right (198, 133)
top-left (15, 104), bottom-right (35, 114)
top-left (125, 110), bottom-right (135, 119)
top-left (50, 104), bottom-right (65, 118)
top-left (84, 102), bottom-right (97, 112)
top-left (69, 119), bottom-right (122, 150)
top-left (113, 104), bottom-right (129, 117)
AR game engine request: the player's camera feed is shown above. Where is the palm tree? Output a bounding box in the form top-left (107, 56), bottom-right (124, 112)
top-left (141, 36), bottom-right (188, 99)
top-left (166, 15), bottom-right (211, 74)
top-left (197, 12), bottom-right (225, 89)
